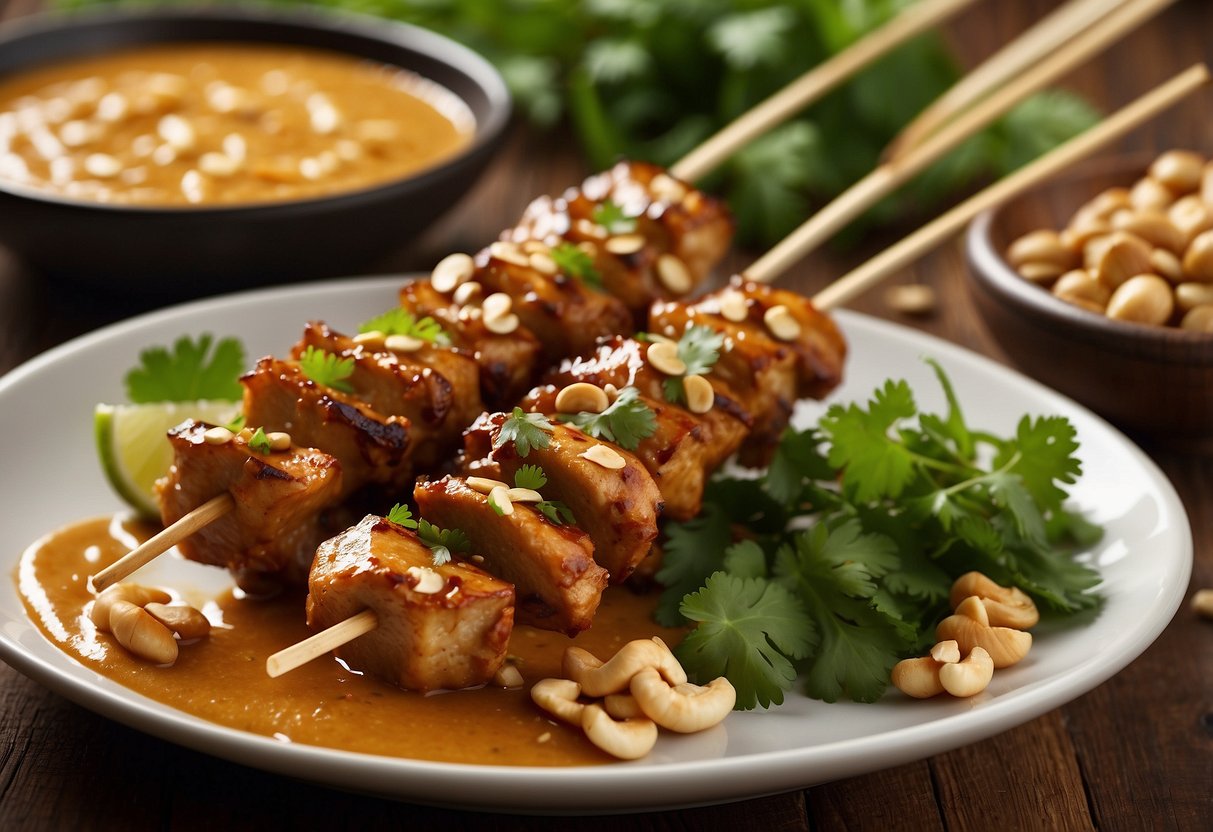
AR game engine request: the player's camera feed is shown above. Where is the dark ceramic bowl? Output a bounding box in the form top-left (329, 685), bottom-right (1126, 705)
top-left (966, 157), bottom-right (1213, 441)
top-left (0, 6), bottom-right (510, 296)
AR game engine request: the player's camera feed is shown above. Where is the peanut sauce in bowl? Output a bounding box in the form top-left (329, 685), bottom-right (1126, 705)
top-left (16, 514), bottom-right (685, 766)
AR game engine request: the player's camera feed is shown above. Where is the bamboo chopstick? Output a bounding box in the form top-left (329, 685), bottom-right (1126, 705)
top-left (266, 609), bottom-right (379, 678)
top-left (884, 0), bottom-right (1131, 161)
top-left (669, 0), bottom-right (979, 183)
top-left (811, 64), bottom-right (1210, 311)
top-left (741, 0), bottom-right (1177, 286)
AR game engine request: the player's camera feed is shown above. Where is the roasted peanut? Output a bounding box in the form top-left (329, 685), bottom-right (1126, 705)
top-left (89, 583), bottom-right (171, 631)
top-left (1086, 232), bottom-right (1153, 289)
top-left (1169, 196), bottom-right (1213, 247)
top-left (1175, 282), bottom-right (1213, 312)
top-left (1129, 177), bottom-right (1175, 212)
top-left (555, 382), bottom-right (609, 414)
top-left (1180, 305), bottom-right (1213, 332)
top-left (144, 602), bottom-right (211, 640)
top-left (949, 572), bottom-right (1039, 630)
top-left (1017, 262), bottom-right (1067, 285)
top-left (109, 600), bottom-right (178, 664)
top-left (938, 647), bottom-right (994, 698)
top-left (1150, 150), bottom-right (1205, 194)
top-left (1182, 229), bottom-right (1213, 282)
top-left (936, 596), bottom-right (1032, 668)
top-left (1192, 588), bottom-right (1213, 619)
top-left (1052, 269), bottom-right (1110, 310)
top-left (1113, 210), bottom-right (1186, 253)
top-left (1007, 230), bottom-right (1077, 270)
top-left (890, 656), bottom-right (946, 699)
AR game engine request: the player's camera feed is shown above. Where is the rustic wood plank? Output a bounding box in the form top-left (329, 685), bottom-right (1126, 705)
top-left (807, 761), bottom-right (945, 831)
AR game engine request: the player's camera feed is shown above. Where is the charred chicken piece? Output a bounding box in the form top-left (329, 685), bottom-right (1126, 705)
top-left (649, 278), bottom-right (847, 465)
top-left (291, 321), bottom-right (482, 469)
top-left (463, 412), bottom-right (662, 583)
top-left (545, 335), bottom-right (751, 473)
top-left (414, 476), bottom-right (607, 635)
top-left (520, 384), bottom-right (712, 522)
top-left (156, 420), bottom-right (344, 587)
top-left (242, 357), bottom-right (412, 493)
top-left (399, 279), bottom-right (544, 406)
top-left (506, 161), bottom-right (734, 313)
top-left (307, 514), bottom-right (515, 692)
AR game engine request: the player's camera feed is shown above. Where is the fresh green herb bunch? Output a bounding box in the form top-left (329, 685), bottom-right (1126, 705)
top-left (660, 360), bottom-right (1104, 709)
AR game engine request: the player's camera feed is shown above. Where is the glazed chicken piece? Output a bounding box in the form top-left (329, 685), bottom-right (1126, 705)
top-left (649, 278), bottom-right (847, 465)
top-left (156, 420), bottom-right (344, 587)
top-left (307, 514), bottom-right (515, 692)
top-left (242, 356), bottom-right (412, 494)
top-left (463, 412), bottom-right (662, 583)
top-left (506, 161), bottom-right (735, 314)
top-left (291, 321), bottom-right (482, 468)
top-left (398, 279), bottom-right (544, 406)
top-left (414, 476), bottom-right (607, 635)
top-left (519, 384), bottom-right (714, 522)
top-left (545, 335), bottom-right (751, 473)
top-left (472, 241), bottom-right (634, 361)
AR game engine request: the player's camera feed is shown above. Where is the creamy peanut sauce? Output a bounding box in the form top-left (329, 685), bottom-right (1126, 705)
top-left (0, 44), bottom-right (473, 205)
top-left (17, 516), bottom-right (684, 766)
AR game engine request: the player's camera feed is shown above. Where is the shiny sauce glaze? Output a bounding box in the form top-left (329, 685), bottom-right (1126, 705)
top-left (17, 516), bottom-right (684, 766)
top-left (0, 44), bottom-right (473, 206)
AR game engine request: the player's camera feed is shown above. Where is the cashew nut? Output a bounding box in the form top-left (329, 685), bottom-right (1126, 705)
top-left (629, 668), bottom-right (736, 732)
top-left (89, 583), bottom-right (171, 631)
top-left (949, 572), bottom-right (1040, 630)
top-left (604, 692), bottom-right (645, 720)
top-left (929, 639), bottom-right (961, 664)
top-left (563, 638), bottom-right (688, 697)
top-left (890, 657), bottom-right (946, 699)
top-left (936, 596), bottom-right (1032, 668)
top-left (108, 600), bottom-right (178, 665)
top-left (938, 647), bottom-right (994, 697)
top-left (530, 677), bottom-right (585, 726)
top-left (580, 703), bottom-right (658, 760)
top-left (144, 602), bottom-right (211, 641)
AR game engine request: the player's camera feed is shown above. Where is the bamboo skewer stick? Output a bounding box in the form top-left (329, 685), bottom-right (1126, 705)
top-left (669, 0), bottom-right (979, 183)
top-left (266, 609), bottom-right (379, 678)
top-left (741, 0), bottom-right (1177, 287)
top-left (91, 493), bottom-right (234, 592)
top-left (811, 64), bottom-right (1210, 311)
top-left (884, 0), bottom-right (1130, 161)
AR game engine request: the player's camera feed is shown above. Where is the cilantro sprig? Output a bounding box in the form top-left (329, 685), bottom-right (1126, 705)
top-left (655, 326), bottom-right (725, 404)
top-left (514, 464), bottom-right (547, 490)
top-left (549, 243), bottom-right (603, 291)
top-left (298, 346), bottom-right (355, 394)
top-left (558, 386), bottom-right (656, 450)
top-left (495, 408), bottom-right (555, 458)
top-left (385, 503), bottom-right (469, 566)
top-left (359, 307), bottom-right (450, 346)
top-left (125, 334), bottom-right (246, 403)
top-left (660, 359), bottom-right (1104, 708)
top-left (247, 427), bottom-right (272, 455)
top-left (511, 465), bottom-right (576, 526)
top-left (591, 200), bottom-right (636, 234)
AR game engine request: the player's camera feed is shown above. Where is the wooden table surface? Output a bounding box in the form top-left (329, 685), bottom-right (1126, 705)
top-left (2, 1), bottom-right (1211, 829)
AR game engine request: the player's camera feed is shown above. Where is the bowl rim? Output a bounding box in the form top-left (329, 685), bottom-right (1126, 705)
top-left (965, 175), bottom-right (1213, 358)
top-left (0, 3), bottom-right (512, 216)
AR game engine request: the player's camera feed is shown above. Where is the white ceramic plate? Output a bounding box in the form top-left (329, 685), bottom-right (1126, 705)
top-left (0, 276), bottom-right (1191, 813)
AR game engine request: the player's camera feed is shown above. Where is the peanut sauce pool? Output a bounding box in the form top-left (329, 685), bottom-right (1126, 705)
top-left (17, 515), bottom-right (685, 766)
top-left (0, 43), bottom-right (474, 206)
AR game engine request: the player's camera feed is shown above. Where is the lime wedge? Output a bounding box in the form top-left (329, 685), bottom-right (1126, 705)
top-left (94, 400), bottom-right (241, 519)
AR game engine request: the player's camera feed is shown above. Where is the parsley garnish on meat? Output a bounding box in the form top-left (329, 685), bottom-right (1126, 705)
top-left (591, 200), bottom-right (636, 234)
top-left (386, 503), bottom-right (417, 528)
top-left (358, 307), bottom-right (450, 346)
top-left (659, 359), bottom-right (1104, 708)
top-left (549, 243), bottom-right (603, 291)
top-left (558, 386), bottom-right (656, 450)
top-left (417, 519), bottom-right (470, 566)
top-left (514, 464), bottom-right (547, 490)
top-left (510, 464), bottom-right (576, 525)
top-left (247, 427), bottom-right (272, 455)
top-left (535, 500), bottom-right (576, 526)
top-left (124, 334), bottom-right (246, 403)
top-left (495, 408), bottom-right (555, 458)
top-left (658, 326), bottom-right (725, 404)
top-left (298, 346), bottom-right (355, 393)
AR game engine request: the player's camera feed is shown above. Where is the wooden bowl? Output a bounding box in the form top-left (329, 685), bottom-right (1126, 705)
top-left (965, 157), bottom-right (1213, 441)
top-left (0, 6), bottom-right (511, 297)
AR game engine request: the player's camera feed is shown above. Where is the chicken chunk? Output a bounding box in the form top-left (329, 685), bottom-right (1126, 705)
top-left (156, 420), bottom-right (344, 586)
top-left (307, 514), bottom-right (515, 692)
top-left (463, 412), bottom-right (662, 582)
top-left (520, 384), bottom-right (711, 521)
top-left (649, 278), bottom-right (847, 464)
top-left (291, 321), bottom-right (481, 468)
top-left (399, 280), bottom-right (544, 406)
top-left (242, 356), bottom-right (412, 494)
top-left (414, 476), bottom-right (607, 635)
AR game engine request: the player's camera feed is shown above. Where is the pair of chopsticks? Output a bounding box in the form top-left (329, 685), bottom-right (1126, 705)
top-left (671, 0), bottom-right (1201, 308)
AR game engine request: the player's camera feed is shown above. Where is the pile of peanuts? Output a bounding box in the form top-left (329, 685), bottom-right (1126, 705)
top-left (530, 637), bottom-right (735, 759)
top-left (1006, 150), bottom-right (1213, 331)
top-left (891, 572), bottom-right (1037, 699)
top-left (88, 582), bottom-right (211, 665)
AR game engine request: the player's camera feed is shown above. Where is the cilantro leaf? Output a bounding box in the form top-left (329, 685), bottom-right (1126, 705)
top-left (358, 307), bottom-right (450, 346)
top-left (514, 464), bottom-right (548, 490)
top-left (821, 380), bottom-right (918, 502)
top-left (763, 427), bottom-right (834, 507)
top-left (591, 200), bottom-right (636, 234)
top-left (417, 518), bottom-right (469, 566)
top-left (654, 505), bottom-right (732, 626)
top-left (558, 386), bottom-right (656, 450)
top-left (386, 503), bottom-right (418, 529)
top-left (662, 326), bottom-right (725, 404)
top-left (536, 500), bottom-right (576, 526)
top-left (494, 408), bottom-right (555, 458)
top-left (677, 572), bottom-right (815, 710)
top-left (247, 427), bottom-right (271, 456)
top-left (298, 346), bottom-right (355, 394)
top-left (723, 540), bottom-right (768, 579)
top-left (549, 242), bottom-right (603, 291)
top-left (125, 334), bottom-right (246, 403)
top-left (994, 415), bottom-right (1081, 512)
top-left (224, 414), bottom-right (246, 433)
